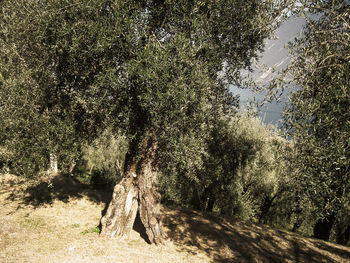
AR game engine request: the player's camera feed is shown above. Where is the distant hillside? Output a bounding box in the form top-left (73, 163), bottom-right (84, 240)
top-left (1, 173), bottom-right (349, 263)
top-left (232, 16), bottom-right (306, 126)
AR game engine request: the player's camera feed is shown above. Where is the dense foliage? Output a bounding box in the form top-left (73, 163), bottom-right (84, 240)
top-left (159, 111), bottom-right (292, 222)
top-left (0, 0), bottom-right (289, 176)
top-left (75, 110), bottom-right (292, 225)
top-left (279, 0), bottom-right (350, 243)
top-left (81, 128), bottom-right (128, 190)
top-left (5, 0), bottom-right (348, 247)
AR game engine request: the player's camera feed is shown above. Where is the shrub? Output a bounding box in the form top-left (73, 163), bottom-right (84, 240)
top-left (81, 128), bottom-right (128, 190)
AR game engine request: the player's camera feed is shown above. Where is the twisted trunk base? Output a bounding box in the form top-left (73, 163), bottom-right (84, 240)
top-left (100, 137), bottom-right (164, 245)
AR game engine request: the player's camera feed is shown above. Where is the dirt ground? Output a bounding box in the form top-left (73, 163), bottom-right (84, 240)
top-left (1, 173), bottom-right (350, 263)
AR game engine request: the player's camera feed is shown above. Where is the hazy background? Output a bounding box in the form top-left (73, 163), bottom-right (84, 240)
top-left (231, 17), bottom-right (305, 126)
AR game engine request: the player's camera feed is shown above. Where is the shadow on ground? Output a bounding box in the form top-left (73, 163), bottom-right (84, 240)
top-left (2, 173), bottom-right (150, 244)
top-left (4, 174), bottom-right (112, 208)
top-left (2, 174), bottom-right (349, 262)
top-left (162, 208), bottom-right (350, 263)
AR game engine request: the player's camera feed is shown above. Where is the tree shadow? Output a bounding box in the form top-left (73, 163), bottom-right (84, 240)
top-left (133, 211), bottom-right (151, 244)
top-left (162, 208), bottom-right (350, 263)
top-left (311, 239), bottom-right (350, 259)
top-left (6, 174), bottom-right (111, 208)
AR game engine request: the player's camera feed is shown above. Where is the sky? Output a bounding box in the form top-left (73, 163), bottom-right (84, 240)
top-left (230, 17), bottom-right (306, 127)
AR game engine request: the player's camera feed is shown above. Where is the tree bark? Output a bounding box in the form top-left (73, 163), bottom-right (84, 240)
top-left (292, 216), bottom-right (304, 233)
top-left (336, 222), bottom-right (350, 245)
top-left (206, 193), bottom-right (215, 212)
top-left (100, 136), bottom-right (164, 244)
top-left (49, 153), bottom-right (58, 173)
top-left (190, 188), bottom-right (201, 211)
top-left (292, 196), bottom-right (304, 232)
top-left (313, 214), bottom-right (335, 241)
top-left (258, 194), bottom-right (278, 224)
top-left (200, 183), bottom-right (216, 212)
top-left (101, 137), bottom-right (164, 244)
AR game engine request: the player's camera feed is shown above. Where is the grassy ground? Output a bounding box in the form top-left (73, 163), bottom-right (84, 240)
top-left (1, 173), bottom-right (350, 263)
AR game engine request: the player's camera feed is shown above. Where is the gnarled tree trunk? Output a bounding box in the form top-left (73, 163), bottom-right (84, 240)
top-left (336, 221), bottom-right (350, 245)
top-left (100, 136), bottom-right (164, 245)
top-left (313, 213), bottom-right (335, 241)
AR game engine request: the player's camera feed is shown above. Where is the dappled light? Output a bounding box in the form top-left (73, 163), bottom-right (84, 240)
top-left (0, 0), bottom-right (349, 261)
top-left (1, 174), bottom-right (350, 262)
top-left (163, 208), bottom-right (350, 263)
top-left (3, 173), bottom-right (111, 208)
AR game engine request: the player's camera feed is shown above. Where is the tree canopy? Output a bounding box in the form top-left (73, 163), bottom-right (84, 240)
top-left (0, 0), bottom-right (290, 176)
top-left (0, 0), bottom-right (295, 244)
top-left (281, 0), bottom-right (350, 242)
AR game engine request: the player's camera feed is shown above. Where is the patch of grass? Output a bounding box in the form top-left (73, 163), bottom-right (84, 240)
top-left (128, 239), bottom-right (141, 246)
top-left (70, 223), bottom-right (80, 228)
top-left (81, 226), bottom-right (100, 235)
top-left (0, 233), bottom-right (10, 246)
top-left (75, 172), bottom-right (91, 185)
top-left (22, 217), bottom-right (47, 230)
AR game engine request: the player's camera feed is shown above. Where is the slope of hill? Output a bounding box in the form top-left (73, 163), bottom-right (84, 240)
top-left (1, 173), bottom-right (349, 263)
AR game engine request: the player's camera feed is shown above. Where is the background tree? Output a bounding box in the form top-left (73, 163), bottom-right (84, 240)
top-left (0, 0), bottom-right (129, 175)
top-left (159, 111), bottom-right (293, 225)
top-left (81, 128), bottom-right (128, 190)
top-left (0, 0), bottom-right (293, 244)
top-left (281, 0), bottom-right (350, 243)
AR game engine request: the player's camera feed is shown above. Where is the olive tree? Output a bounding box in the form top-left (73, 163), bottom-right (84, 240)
top-left (0, 0), bottom-right (293, 244)
top-left (281, 0), bottom-right (350, 242)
